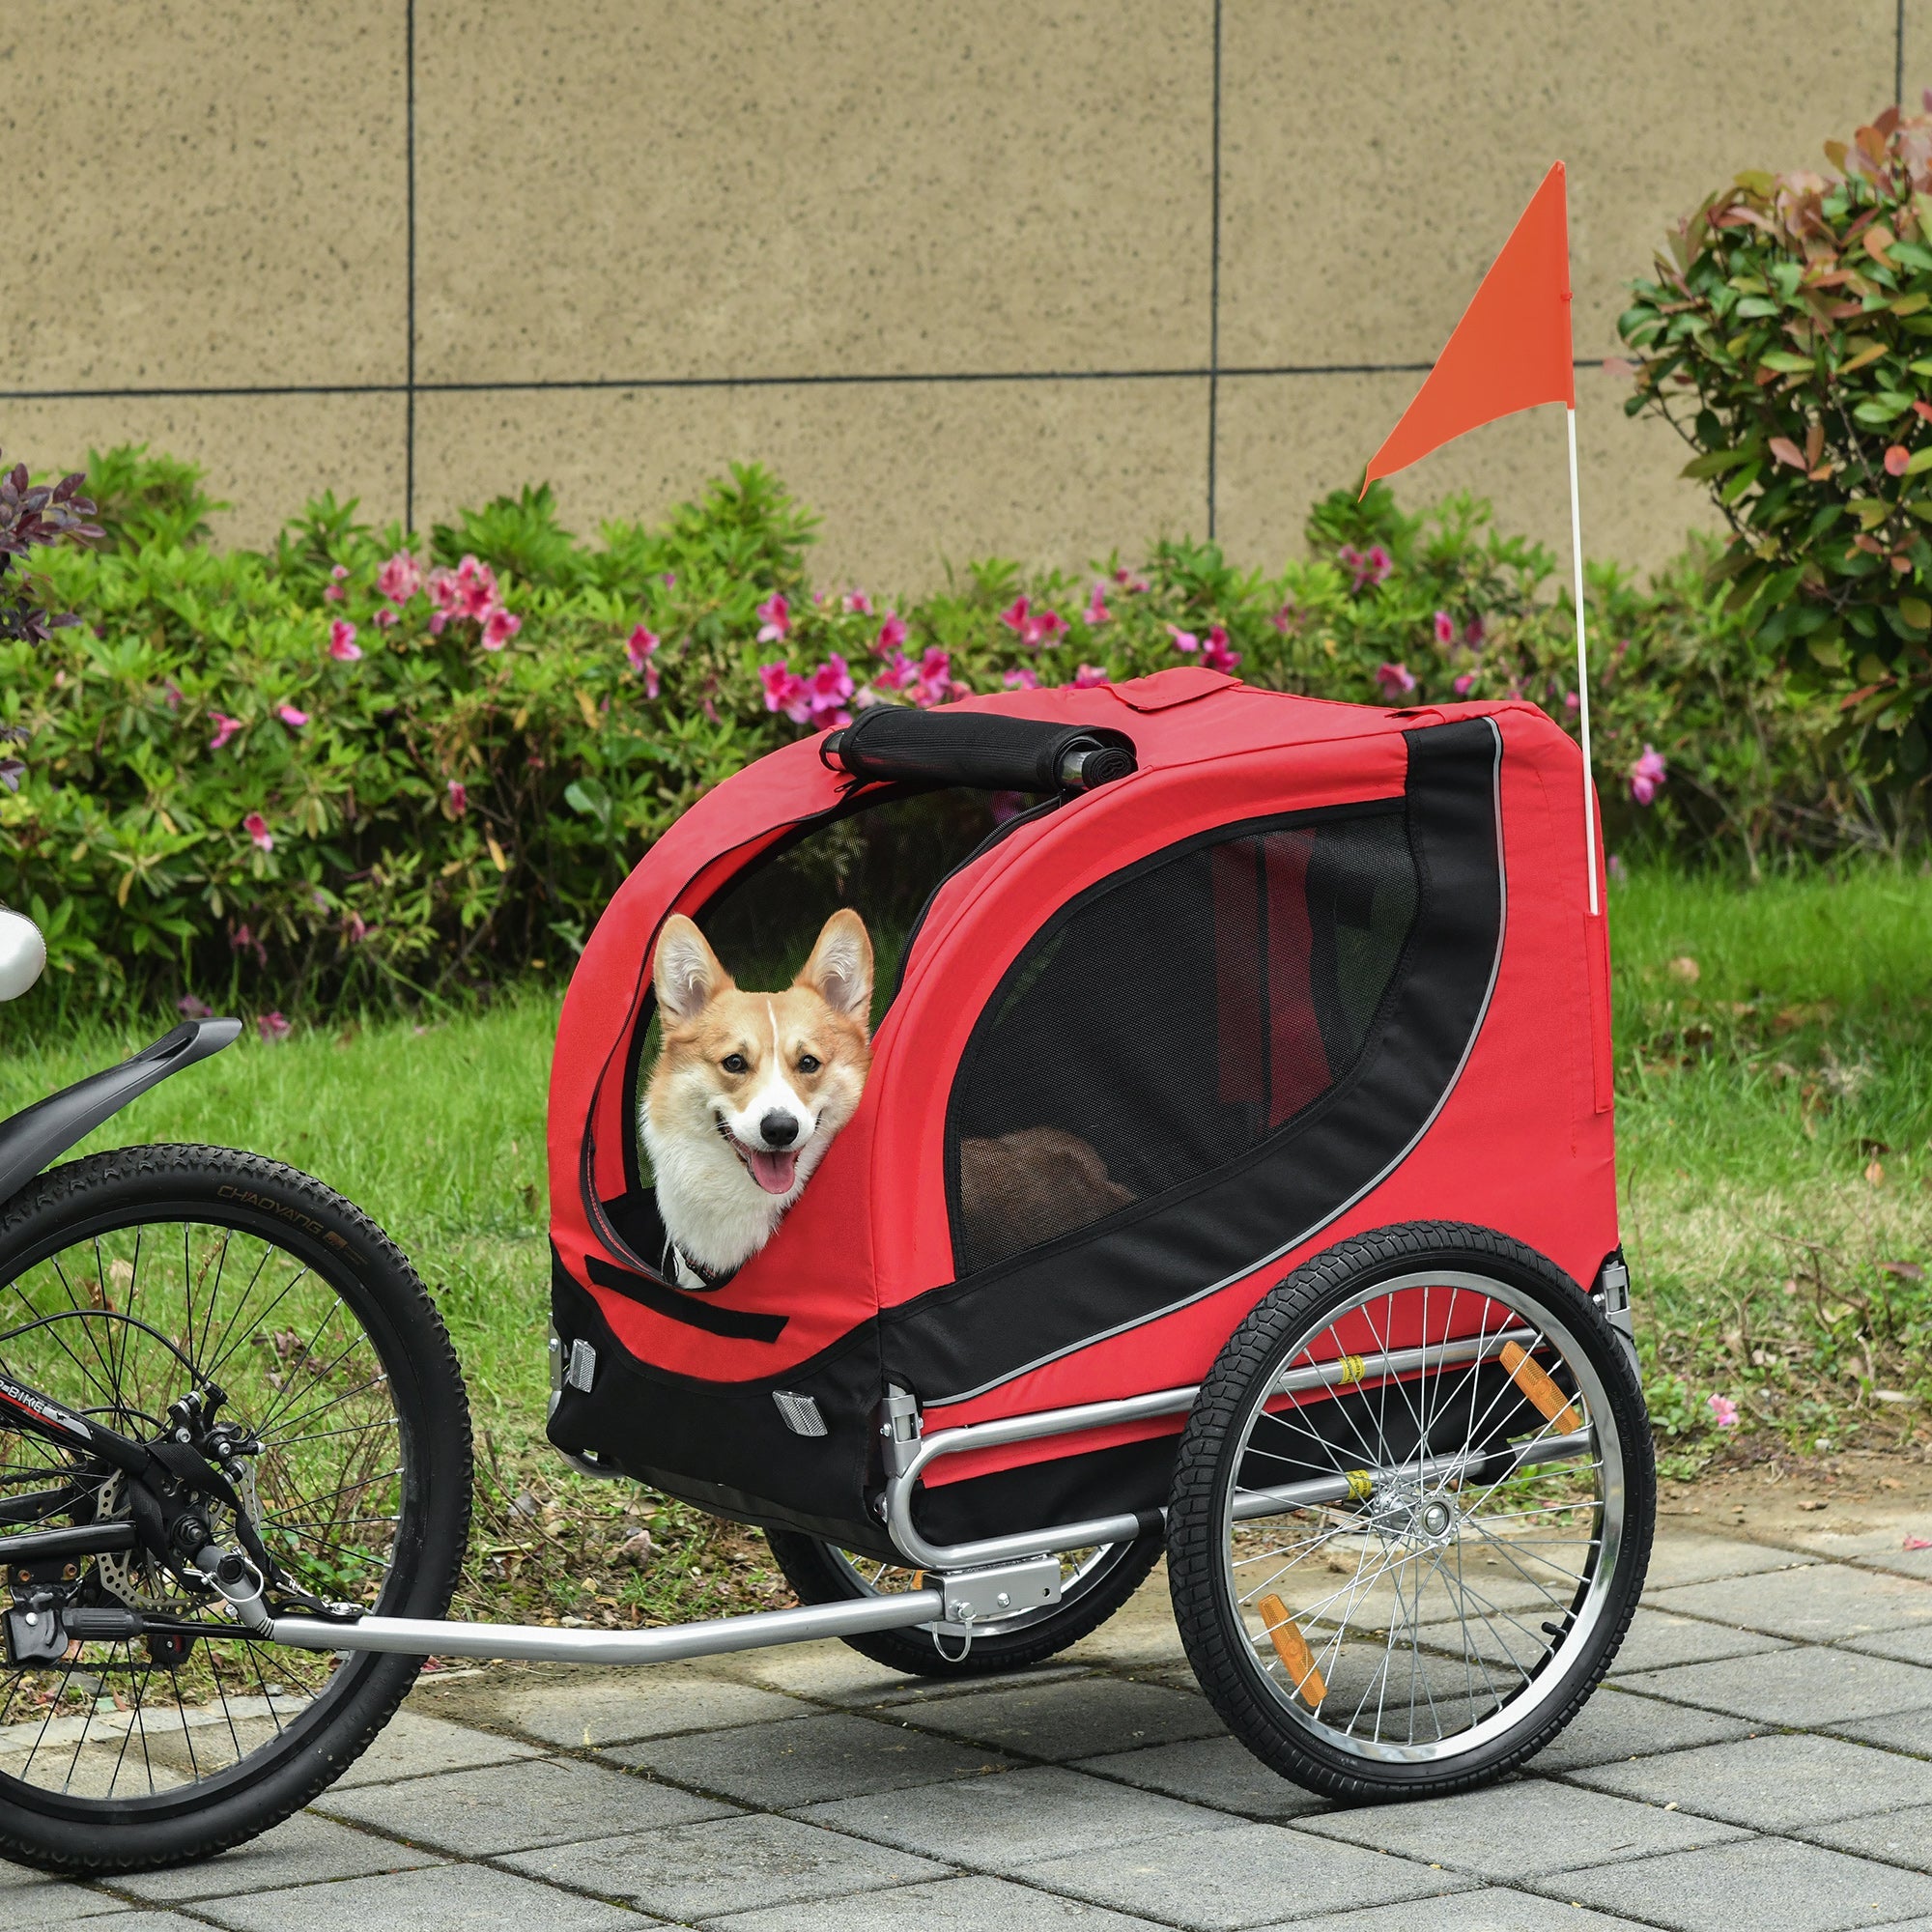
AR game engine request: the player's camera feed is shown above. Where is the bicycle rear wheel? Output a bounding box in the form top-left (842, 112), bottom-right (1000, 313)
top-left (0, 1144), bottom-right (471, 1872)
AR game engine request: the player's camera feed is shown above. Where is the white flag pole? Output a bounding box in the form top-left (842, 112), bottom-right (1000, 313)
top-left (1566, 404), bottom-right (1599, 917)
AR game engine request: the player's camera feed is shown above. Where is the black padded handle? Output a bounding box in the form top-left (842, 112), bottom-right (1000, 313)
top-left (822, 708), bottom-right (1137, 795)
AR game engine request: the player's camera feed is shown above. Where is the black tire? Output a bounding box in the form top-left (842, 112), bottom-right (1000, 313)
top-left (1168, 1221), bottom-right (1653, 1803)
top-left (0, 1144), bottom-right (471, 1873)
top-left (765, 1527), bottom-right (1164, 1678)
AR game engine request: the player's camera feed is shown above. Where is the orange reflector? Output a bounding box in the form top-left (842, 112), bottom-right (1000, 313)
top-left (1256, 1594), bottom-right (1326, 1705)
top-left (1500, 1340), bottom-right (1580, 1434)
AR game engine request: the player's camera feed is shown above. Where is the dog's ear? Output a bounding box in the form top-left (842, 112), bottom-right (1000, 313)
top-left (654, 915), bottom-right (729, 1021)
top-left (799, 909), bottom-right (873, 1029)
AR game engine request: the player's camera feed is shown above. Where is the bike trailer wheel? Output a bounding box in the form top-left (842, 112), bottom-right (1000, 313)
top-left (1167, 1221), bottom-right (1653, 1802)
top-left (0, 1145), bottom-right (472, 1873)
top-left (765, 1527), bottom-right (1163, 1678)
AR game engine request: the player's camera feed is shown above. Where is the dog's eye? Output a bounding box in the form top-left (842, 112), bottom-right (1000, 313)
top-left (797, 1054), bottom-right (821, 1074)
top-left (722, 1053), bottom-right (749, 1074)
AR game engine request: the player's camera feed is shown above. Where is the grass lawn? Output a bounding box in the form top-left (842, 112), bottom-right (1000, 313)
top-left (0, 860), bottom-right (1926, 1627)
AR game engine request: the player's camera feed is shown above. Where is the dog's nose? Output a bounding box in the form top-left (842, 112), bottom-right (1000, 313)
top-left (759, 1112), bottom-right (800, 1148)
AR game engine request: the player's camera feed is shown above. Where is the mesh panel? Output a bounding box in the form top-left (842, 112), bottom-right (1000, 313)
top-left (949, 807), bottom-right (1417, 1273)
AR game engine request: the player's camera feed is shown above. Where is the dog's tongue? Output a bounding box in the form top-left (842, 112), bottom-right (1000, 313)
top-left (747, 1148), bottom-right (799, 1195)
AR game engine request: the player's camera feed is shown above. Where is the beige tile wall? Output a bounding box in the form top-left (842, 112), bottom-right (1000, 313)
top-left (0, 3), bottom-right (1914, 584)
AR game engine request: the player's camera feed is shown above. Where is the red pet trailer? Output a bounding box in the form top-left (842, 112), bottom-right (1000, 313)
top-left (0, 668), bottom-right (1653, 1872)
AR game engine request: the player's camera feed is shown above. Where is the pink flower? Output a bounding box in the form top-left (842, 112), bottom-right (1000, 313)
top-left (374, 609), bottom-right (396, 628)
top-left (1169, 626), bottom-right (1200, 654)
top-left (1340, 544), bottom-right (1395, 593)
top-left (210, 712), bottom-right (244, 751)
top-left (1563, 691), bottom-right (1579, 713)
top-left (807, 654), bottom-right (856, 727)
top-left (1083, 582), bottom-right (1111, 627)
top-left (755, 593), bottom-right (790, 644)
top-left (344, 909), bottom-right (368, 944)
top-left (427, 568), bottom-right (462, 617)
top-left (1270, 603), bottom-right (1294, 635)
top-left (1452, 672), bottom-right (1476, 696)
top-left (257, 1011), bottom-right (291, 1043)
top-left (243, 811), bottom-right (274, 852)
top-left (626, 624), bottom-right (659, 671)
top-left (1465, 614), bottom-right (1486, 647)
top-left (842, 589), bottom-right (873, 615)
top-left (1631, 744), bottom-right (1667, 807)
top-left (1706, 1393), bottom-right (1740, 1430)
top-left (480, 608), bottom-right (522, 651)
top-left (1434, 611), bottom-right (1456, 647)
top-left (872, 652), bottom-right (915, 695)
top-left (1606, 853), bottom-right (1628, 885)
top-left (910, 647), bottom-right (963, 710)
top-left (1071, 663), bottom-right (1109, 688)
top-left (760, 660), bottom-right (813, 724)
top-left (1112, 567), bottom-right (1151, 593)
top-left (1376, 662), bottom-right (1418, 699)
top-left (446, 780), bottom-right (467, 816)
top-left (453, 554), bottom-right (498, 622)
top-left (377, 552), bottom-right (422, 603)
top-left (323, 563), bottom-right (349, 604)
top-left (1021, 610), bottom-right (1066, 648)
top-left (177, 993), bottom-right (213, 1019)
top-left (1200, 625), bottom-right (1240, 674)
top-left (999, 596), bottom-right (1031, 635)
top-left (1003, 666), bottom-right (1041, 690)
top-left (162, 680), bottom-right (184, 711)
top-left (277, 704), bottom-right (309, 728)
top-left (328, 620), bottom-right (361, 662)
top-left (876, 612), bottom-right (908, 655)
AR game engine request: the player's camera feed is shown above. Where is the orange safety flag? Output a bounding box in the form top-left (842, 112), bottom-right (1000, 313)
top-left (1363, 162), bottom-right (1576, 489)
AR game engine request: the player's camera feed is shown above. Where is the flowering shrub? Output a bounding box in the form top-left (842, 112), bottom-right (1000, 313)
top-left (1619, 99), bottom-right (1932, 780)
top-left (0, 448), bottom-right (1869, 1017)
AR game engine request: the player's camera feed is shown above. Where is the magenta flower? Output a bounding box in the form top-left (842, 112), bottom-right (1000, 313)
top-left (842, 589), bottom-right (873, 615)
top-left (1112, 566), bottom-right (1151, 593)
top-left (323, 563), bottom-right (349, 605)
top-left (807, 654), bottom-right (856, 727)
top-left (1452, 671), bottom-right (1476, 696)
top-left (1201, 624), bottom-right (1240, 674)
top-left (872, 651), bottom-right (915, 695)
top-left (1465, 614), bottom-right (1486, 647)
top-left (453, 555), bottom-right (498, 622)
top-left (999, 596), bottom-right (1031, 635)
top-left (755, 593), bottom-right (791, 644)
top-left (1340, 544), bottom-right (1395, 593)
top-left (374, 609), bottom-right (396, 628)
top-left (277, 704), bottom-right (308, 728)
top-left (257, 1011), bottom-right (291, 1043)
top-left (1434, 611), bottom-right (1456, 647)
top-left (177, 993), bottom-right (213, 1019)
top-left (876, 612), bottom-right (907, 655)
top-left (1169, 626), bottom-right (1200, 654)
top-left (1083, 582), bottom-right (1111, 627)
top-left (911, 647), bottom-right (964, 710)
top-left (1270, 603), bottom-right (1293, 635)
top-left (1004, 666), bottom-right (1041, 690)
top-left (427, 567), bottom-right (461, 621)
top-left (446, 780), bottom-right (467, 817)
top-left (1071, 663), bottom-right (1109, 688)
top-left (1022, 610), bottom-right (1066, 648)
top-left (1376, 662), bottom-right (1418, 699)
top-left (328, 619), bottom-right (361, 662)
top-left (162, 680), bottom-right (184, 711)
top-left (242, 811), bottom-right (274, 852)
top-left (480, 608), bottom-right (522, 651)
top-left (344, 909), bottom-right (368, 944)
top-left (377, 551), bottom-right (422, 603)
top-left (759, 660), bottom-right (813, 724)
top-left (1563, 691), bottom-right (1579, 713)
top-left (1706, 1393), bottom-right (1740, 1430)
top-left (626, 624), bottom-right (659, 671)
top-left (210, 712), bottom-right (244, 751)
top-left (1631, 744), bottom-right (1667, 807)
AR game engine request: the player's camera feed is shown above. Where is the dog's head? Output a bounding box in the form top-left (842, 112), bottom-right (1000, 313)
top-left (646, 908), bottom-right (874, 1201)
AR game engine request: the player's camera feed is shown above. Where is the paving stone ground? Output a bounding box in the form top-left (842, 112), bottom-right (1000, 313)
top-left (7, 1522), bottom-right (1932, 1930)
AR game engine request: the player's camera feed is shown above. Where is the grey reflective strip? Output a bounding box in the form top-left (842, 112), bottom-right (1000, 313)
top-left (772, 1391), bottom-right (828, 1437)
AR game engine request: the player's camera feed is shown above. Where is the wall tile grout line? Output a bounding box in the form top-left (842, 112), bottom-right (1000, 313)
top-left (405, 0), bottom-right (418, 535)
top-left (1207, 0), bottom-right (1224, 541)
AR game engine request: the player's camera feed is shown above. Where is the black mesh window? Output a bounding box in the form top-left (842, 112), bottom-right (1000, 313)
top-left (947, 807), bottom-right (1418, 1274)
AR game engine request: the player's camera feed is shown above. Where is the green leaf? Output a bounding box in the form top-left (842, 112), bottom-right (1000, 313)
top-left (1808, 635), bottom-right (1846, 668)
top-left (1680, 447), bottom-right (1757, 479)
top-left (1758, 351), bottom-right (1815, 373)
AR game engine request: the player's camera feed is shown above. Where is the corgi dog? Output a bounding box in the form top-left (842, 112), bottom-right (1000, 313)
top-left (642, 909), bottom-right (873, 1291)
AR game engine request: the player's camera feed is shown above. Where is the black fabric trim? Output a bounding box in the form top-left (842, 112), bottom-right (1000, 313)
top-left (913, 1432), bottom-right (1180, 1547)
top-left (585, 1253), bottom-right (787, 1343)
top-left (549, 1256), bottom-right (895, 1553)
top-left (900, 718), bottom-right (1504, 1404)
